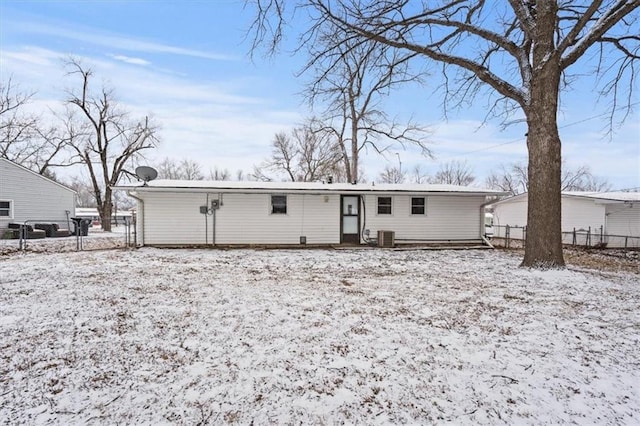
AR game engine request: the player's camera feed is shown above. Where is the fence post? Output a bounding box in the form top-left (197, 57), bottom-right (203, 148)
top-left (506, 225), bottom-right (510, 248)
top-left (599, 226), bottom-right (603, 245)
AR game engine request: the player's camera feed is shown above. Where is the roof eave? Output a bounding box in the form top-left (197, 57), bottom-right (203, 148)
top-left (113, 184), bottom-right (504, 197)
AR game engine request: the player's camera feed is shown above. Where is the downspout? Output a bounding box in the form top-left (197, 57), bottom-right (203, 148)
top-left (212, 207), bottom-right (216, 246)
top-left (479, 198), bottom-right (497, 247)
top-left (127, 190), bottom-right (144, 247)
top-left (360, 195), bottom-right (369, 245)
top-left (65, 210), bottom-right (71, 234)
top-left (212, 193), bottom-right (221, 246)
top-left (205, 193), bottom-right (209, 245)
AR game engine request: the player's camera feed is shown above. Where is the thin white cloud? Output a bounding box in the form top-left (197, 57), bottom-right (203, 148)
top-left (109, 54), bottom-right (151, 66)
top-left (0, 45), bottom-right (300, 178)
top-left (10, 20), bottom-right (237, 61)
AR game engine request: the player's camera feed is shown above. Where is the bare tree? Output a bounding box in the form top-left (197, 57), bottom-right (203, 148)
top-left (155, 157), bottom-right (179, 179)
top-left (1, 79), bottom-right (38, 158)
top-left (65, 175), bottom-right (96, 207)
top-left (0, 78), bottom-right (72, 177)
top-left (430, 160), bottom-right (476, 186)
top-left (485, 162), bottom-right (529, 196)
top-left (247, 0), bottom-right (640, 267)
top-left (179, 159), bottom-right (204, 180)
top-left (208, 167), bottom-right (231, 181)
top-left (486, 160), bottom-right (612, 195)
top-left (256, 119), bottom-right (343, 182)
top-left (570, 174), bottom-right (612, 192)
top-left (303, 37), bottom-right (431, 183)
top-left (155, 157), bottom-right (204, 180)
top-left (409, 164), bottom-right (430, 184)
top-left (251, 164), bottom-right (273, 182)
top-left (64, 59), bottom-right (159, 231)
top-left (377, 166), bottom-right (406, 184)
top-left (561, 164), bottom-right (613, 192)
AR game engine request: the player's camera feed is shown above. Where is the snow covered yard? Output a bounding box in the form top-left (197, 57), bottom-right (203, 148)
top-left (1, 248), bottom-right (638, 425)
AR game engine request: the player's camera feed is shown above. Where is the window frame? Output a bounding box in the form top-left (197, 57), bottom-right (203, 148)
top-left (0, 200), bottom-right (13, 219)
top-left (377, 196), bottom-right (392, 215)
top-left (270, 194), bottom-right (287, 215)
top-left (411, 197), bottom-right (426, 215)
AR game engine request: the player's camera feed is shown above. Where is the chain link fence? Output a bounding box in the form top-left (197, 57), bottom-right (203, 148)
top-left (491, 224), bottom-right (640, 250)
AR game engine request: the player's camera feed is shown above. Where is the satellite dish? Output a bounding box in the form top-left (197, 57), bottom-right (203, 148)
top-left (135, 166), bottom-right (158, 185)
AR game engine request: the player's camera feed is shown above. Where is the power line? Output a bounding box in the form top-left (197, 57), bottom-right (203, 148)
top-left (435, 102), bottom-right (640, 161)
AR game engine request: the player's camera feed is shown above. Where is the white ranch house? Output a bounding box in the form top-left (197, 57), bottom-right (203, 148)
top-left (0, 158), bottom-right (76, 236)
top-left (116, 180), bottom-right (502, 247)
top-left (491, 191), bottom-right (640, 248)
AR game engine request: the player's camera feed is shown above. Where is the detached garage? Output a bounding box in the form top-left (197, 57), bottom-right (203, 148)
top-left (491, 191), bottom-right (640, 248)
top-left (115, 180), bottom-right (501, 247)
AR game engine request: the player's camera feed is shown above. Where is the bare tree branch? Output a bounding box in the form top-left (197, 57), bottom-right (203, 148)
top-left (63, 59), bottom-right (159, 231)
top-left (246, 0), bottom-right (639, 267)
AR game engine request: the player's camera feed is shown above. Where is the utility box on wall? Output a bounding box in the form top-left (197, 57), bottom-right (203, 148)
top-left (378, 230), bottom-right (395, 248)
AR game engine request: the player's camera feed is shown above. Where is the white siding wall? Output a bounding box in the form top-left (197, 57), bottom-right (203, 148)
top-left (605, 203), bottom-right (640, 248)
top-left (139, 192), bottom-right (340, 245)
top-left (137, 191), bottom-right (486, 245)
top-left (493, 198), bottom-right (528, 228)
top-left (0, 159), bottom-right (76, 230)
top-left (493, 197), bottom-right (604, 230)
top-left (362, 194), bottom-right (484, 241)
top-left (562, 197), bottom-right (605, 232)
top-left (493, 195), bottom-right (609, 243)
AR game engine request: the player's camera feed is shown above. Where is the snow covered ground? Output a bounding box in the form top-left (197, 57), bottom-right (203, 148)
top-left (0, 228), bottom-right (128, 255)
top-left (1, 247), bottom-right (638, 424)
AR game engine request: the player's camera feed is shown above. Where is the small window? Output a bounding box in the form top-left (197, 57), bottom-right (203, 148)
top-left (271, 195), bottom-right (287, 214)
top-left (377, 197), bottom-right (392, 215)
top-left (411, 197), bottom-right (426, 215)
top-left (0, 200), bottom-right (12, 218)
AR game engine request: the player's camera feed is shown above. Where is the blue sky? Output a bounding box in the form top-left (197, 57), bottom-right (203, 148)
top-left (1, 0), bottom-right (638, 189)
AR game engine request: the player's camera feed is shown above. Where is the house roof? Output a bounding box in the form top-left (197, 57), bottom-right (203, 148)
top-left (491, 190), bottom-right (640, 206)
top-left (562, 191), bottom-right (640, 202)
top-left (114, 179), bottom-right (504, 196)
top-left (0, 158), bottom-right (77, 195)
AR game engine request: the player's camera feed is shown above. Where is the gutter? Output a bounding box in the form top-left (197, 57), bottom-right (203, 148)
top-left (127, 190), bottom-right (144, 246)
top-left (114, 186), bottom-right (504, 197)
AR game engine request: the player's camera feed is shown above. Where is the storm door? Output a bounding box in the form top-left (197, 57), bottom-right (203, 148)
top-left (341, 195), bottom-right (360, 244)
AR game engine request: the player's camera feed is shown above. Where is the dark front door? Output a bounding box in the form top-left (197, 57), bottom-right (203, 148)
top-left (341, 195), bottom-right (360, 244)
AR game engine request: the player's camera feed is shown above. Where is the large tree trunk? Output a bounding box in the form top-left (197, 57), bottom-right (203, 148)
top-left (521, 1), bottom-right (565, 268)
top-left (100, 190), bottom-right (113, 232)
top-left (523, 114), bottom-right (564, 268)
top-left (522, 77), bottom-right (564, 264)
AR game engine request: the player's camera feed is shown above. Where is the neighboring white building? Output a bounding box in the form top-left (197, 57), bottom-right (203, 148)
top-left (74, 207), bottom-right (133, 226)
top-left (115, 180), bottom-right (502, 247)
top-left (0, 158), bottom-right (76, 233)
top-left (491, 191), bottom-right (640, 248)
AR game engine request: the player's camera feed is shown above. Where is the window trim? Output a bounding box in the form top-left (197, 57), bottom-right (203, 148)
top-left (270, 194), bottom-right (287, 215)
top-left (411, 197), bottom-right (426, 215)
top-left (0, 199), bottom-right (13, 219)
top-left (377, 196), bottom-right (392, 215)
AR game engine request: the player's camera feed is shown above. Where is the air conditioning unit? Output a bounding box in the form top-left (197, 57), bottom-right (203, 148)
top-left (377, 230), bottom-right (395, 248)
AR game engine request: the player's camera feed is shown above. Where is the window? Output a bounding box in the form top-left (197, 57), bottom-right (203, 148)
top-left (0, 200), bottom-right (12, 218)
top-left (377, 197), bottom-right (392, 215)
top-left (411, 197), bottom-right (426, 215)
top-left (271, 195), bottom-right (287, 214)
